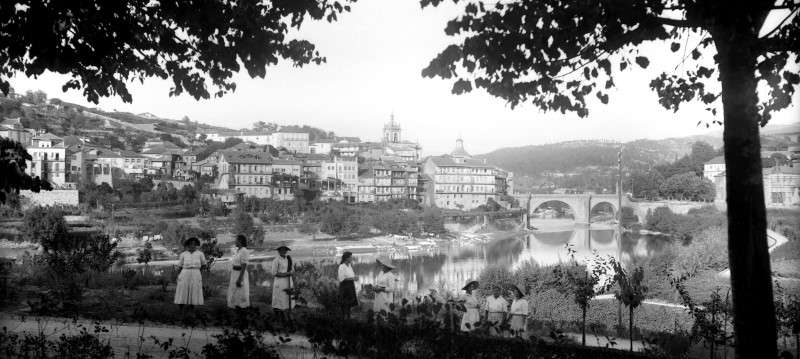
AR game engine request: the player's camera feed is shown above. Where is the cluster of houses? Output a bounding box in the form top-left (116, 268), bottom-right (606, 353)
top-left (703, 141), bottom-right (800, 208)
top-left (1, 115), bottom-right (514, 210)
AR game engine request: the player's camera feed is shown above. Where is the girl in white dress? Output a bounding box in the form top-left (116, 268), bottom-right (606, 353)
top-left (174, 237), bottom-right (206, 307)
top-left (483, 285), bottom-right (508, 336)
top-left (459, 280), bottom-right (481, 332)
top-left (271, 245), bottom-right (294, 329)
top-left (508, 285), bottom-right (529, 337)
top-left (373, 257), bottom-right (397, 315)
top-left (227, 234), bottom-right (250, 308)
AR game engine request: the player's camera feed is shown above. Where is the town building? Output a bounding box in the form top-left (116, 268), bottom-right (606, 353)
top-left (309, 139), bottom-right (334, 155)
top-left (321, 155), bottom-right (359, 202)
top-left (0, 117), bottom-right (34, 145)
top-left (357, 161), bottom-right (420, 203)
top-left (703, 156), bottom-right (726, 181)
top-left (26, 133), bottom-right (68, 188)
top-left (713, 166), bottom-right (800, 209)
top-left (421, 138), bottom-right (510, 210)
top-left (205, 130), bottom-right (309, 153)
top-left (216, 151), bottom-right (274, 198)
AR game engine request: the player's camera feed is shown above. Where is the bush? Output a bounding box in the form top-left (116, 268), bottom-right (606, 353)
top-left (303, 312), bottom-right (651, 359)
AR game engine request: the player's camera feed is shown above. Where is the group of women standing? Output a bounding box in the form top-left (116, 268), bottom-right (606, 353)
top-left (172, 234), bottom-right (293, 328)
top-left (464, 282), bottom-right (530, 337)
top-left (336, 252), bottom-right (530, 338)
top-left (173, 239), bottom-right (530, 337)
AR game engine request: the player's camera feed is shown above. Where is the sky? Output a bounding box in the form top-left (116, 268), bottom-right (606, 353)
top-left (9, 0), bottom-right (800, 156)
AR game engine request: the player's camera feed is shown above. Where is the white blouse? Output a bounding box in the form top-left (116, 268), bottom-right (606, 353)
top-left (338, 263), bottom-right (355, 282)
top-left (232, 248), bottom-right (249, 266)
top-left (375, 271), bottom-right (397, 292)
top-left (271, 255), bottom-right (290, 275)
top-left (178, 251), bottom-right (206, 269)
top-left (484, 296), bottom-right (509, 313)
top-left (509, 299), bottom-right (529, 316)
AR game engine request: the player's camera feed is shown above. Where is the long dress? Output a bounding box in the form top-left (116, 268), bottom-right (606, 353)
top-left (509, 298), bottom-right (529, 336)
top-left (271, 255), bottom-right (293, 310)
top-left (373, 271), bottom-right (397, 314)
top-left (227, 247), bottom-right (250, 308)
top-left (338, 263), bottom-right (358, 308)
top-left (460, 292), bottom-right (481, 331)
top-left (484, 295), bottom-right (508, 335)
top-left (174, 250), bottom-right (207, 305)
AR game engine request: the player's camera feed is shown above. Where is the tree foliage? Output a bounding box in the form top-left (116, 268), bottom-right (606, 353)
top-left (21, 206), bottom-right (68, 245)
top-left (0, 0), bottom-right (356, 102)
top-left (658, 172), bottom-right (715, 201)
top-left (0, 138), bottom-right (52, 203)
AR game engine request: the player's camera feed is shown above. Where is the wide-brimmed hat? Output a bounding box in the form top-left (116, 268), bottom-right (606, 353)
top-left (183, 237), bottom-right (200, 247)
top-left (462, 280), bottom-right (479, 291)
top-left (376, 257), bottom-right (395, 269)
top-left (275, 245), bottom-right (291, 251)
top-left (510, 284), bottom-right (525, 297)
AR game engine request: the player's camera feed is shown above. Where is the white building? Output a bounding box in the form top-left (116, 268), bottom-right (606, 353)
top-left (205, 130), bottom-right (309, 153)
top-left (26, 133), bottom-right (68, 188)
top-left (703, 156), bottom-right (726, 181)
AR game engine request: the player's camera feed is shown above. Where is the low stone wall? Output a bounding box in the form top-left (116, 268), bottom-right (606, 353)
top-left (20, 189), bottom-right (79, 208)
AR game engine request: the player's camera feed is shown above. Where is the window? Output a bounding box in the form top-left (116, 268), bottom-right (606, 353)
top-left (771, 192), bottom-right (785, 204)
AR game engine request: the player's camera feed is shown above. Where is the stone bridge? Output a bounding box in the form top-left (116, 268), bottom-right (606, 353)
top-left (513, 193), bottom-right (630, 224)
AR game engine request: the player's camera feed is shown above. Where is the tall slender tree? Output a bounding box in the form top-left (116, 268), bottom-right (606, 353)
top-left (421, 1), bottom-right (799, 356)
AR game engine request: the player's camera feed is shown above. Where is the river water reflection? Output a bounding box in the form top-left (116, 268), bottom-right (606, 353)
top-left (333, 226), bottom-right (670, 297)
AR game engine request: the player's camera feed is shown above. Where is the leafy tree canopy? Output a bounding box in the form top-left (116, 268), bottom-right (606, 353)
top-left (0, 138), bottom-right (52, 203)
top-left (421, 0), bottom-right (798, 124)
top-left (0, 0), bottom-right (355, 103)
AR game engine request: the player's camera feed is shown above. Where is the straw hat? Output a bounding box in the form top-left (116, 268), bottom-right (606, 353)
top-left (376, 257), bottom-right (396, 269)
top-left (275, 245), bottom-right (291, 251)
top-left (510, 284), bottom-right (525, 297)
top-left (462, 280), bottom-right (479, 291)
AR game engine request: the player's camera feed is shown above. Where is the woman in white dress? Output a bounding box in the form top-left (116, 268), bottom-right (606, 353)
top-left (483, 285), bottom-right (508, 336)
top-left (373, 257), bottom-right (397, 315)
top-left (508, 285), bottom-right (529, 337)
top-left (174, 237), bottom-right (206, 308)
top-left (338, 251), bottom-right (358, 318)
top-left (271, 245), bottom-right (294, 328)
top-left (227, 234), bottom-right (250, 308)
top-left (459, 280), bottom-right (481, 332)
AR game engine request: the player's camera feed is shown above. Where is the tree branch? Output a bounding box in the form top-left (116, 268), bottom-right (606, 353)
top-left (652, 16), bottom-right (697, 28)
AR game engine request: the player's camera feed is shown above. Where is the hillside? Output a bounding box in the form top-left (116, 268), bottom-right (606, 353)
top-left (0, 93), bottom-right (233, 151)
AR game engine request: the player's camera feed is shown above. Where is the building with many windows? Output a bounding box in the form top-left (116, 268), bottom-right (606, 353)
top-left (714, 165), bottom-right (800, 209)
top-left (357, 161), bottom-right (420, 203)
top-left (421, 138), bottom-right (510, 210)
top-left (704, 156), bottom-right (726, 181)
top-left (206, 130), bottom-right (309, 153)
top-left (322, 155), bottom-right (359, 202)
top-left (216, 151), bottom-right (274, 198)
top-left (0, 117), bottom-right (33, 145)
top-left (26, 133), bottom-right (68, 188)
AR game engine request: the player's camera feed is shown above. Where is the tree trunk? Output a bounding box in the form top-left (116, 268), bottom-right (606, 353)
top-left (582, 306), bottom-right (587, 346)
top-left (713, 22), bottom-right (777, 359)
top-left (629, 306), bottom-right (634, 352)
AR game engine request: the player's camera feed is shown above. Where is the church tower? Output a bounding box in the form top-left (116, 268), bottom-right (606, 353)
top-left (383, 113), bottom-right (401, 144)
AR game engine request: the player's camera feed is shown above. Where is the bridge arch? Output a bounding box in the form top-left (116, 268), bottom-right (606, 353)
top-left (590, 201), bottom-right (617, 221)
top-left (531, 200), bottom-right (575, 220)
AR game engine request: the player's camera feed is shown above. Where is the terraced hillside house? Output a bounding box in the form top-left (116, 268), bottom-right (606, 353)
top-left (357, 161), bottom-right (420, 203)
top-left (216, 151), bottom-right (274, 198)
top-left (26, 132), bottom-right (68, 188)
top-left (0, 117), bottom-right (33, 145)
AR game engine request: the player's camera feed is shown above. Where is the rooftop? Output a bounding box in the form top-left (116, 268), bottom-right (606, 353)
top-left (427, 155), bottom-right (495, 168)
top-left (705, 156), bottom-right (725, 165)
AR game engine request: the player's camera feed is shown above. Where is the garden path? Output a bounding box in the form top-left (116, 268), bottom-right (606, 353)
top-left (0, 314), bottom-right (324, 358)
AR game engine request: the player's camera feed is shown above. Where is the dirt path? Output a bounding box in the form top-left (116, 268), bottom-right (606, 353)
top-left (0, 314), bottom-right (321, 358)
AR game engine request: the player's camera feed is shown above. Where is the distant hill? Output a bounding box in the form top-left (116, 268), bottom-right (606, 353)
top-left (476, 124), bottom-right (796, 192)
top-left (476, 134), bottom-right (722, 177)
top-left (0, 95), bottom-right (235, 151)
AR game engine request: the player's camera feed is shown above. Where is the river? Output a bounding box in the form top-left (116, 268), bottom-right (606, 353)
top-left (313, 224), bottom-right (670, 297)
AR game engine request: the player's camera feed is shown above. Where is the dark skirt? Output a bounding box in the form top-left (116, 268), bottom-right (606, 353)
top-left (339, 280), bottom-right (358, 307)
